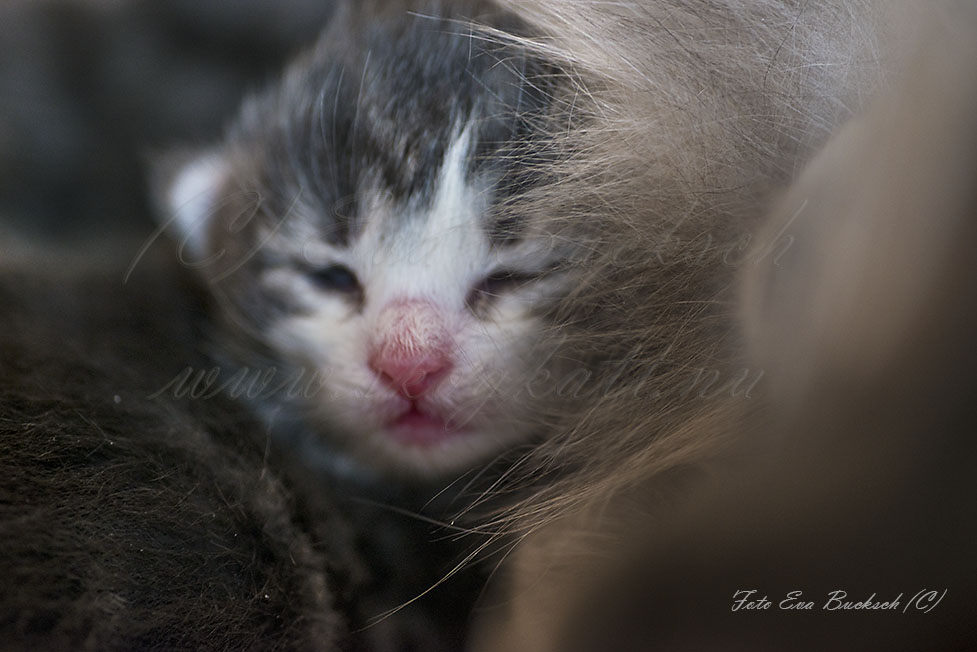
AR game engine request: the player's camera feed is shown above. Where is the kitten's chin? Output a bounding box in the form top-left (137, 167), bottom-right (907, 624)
top-left (316, 391), bottom-right (534, 478)
top-left (387, 406), bottom-right (467, 448)
top-left (354, 408), bottom-right (529, 479)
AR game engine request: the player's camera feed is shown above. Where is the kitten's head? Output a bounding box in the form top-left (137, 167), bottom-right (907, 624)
top-left (158, 4), bottom-right (578, 478)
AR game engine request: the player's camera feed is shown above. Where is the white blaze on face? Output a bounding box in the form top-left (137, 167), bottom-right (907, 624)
top-left (267, 120), bottom-right (548, 477)
top-left (358, 122), bottom-right (490, 310)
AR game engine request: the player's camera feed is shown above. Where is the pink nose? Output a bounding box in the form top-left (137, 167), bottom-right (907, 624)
top-left (369, 299), bottom-right (453, 398)
top-left (370, 351), bottom-right (451, 398)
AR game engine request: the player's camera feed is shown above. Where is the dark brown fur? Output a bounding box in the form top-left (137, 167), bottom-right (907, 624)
top-left (0, 250), bottom-right (350, 650)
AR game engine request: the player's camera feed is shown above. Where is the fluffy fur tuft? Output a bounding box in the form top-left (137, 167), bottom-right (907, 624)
top-left (459, 0), bottom-right (892, 534)
top-left (472, 2), bottom-right (977, 650)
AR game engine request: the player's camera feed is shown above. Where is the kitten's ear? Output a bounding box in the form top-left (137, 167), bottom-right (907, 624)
top-left (151, 149), bottom-right (230, 259)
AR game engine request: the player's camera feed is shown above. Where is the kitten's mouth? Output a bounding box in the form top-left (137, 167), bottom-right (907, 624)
top-left (387, 402), bottom-right (464, 447)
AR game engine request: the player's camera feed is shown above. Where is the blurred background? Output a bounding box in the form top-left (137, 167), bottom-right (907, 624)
top-left (0, 0), bottom-right (336, 245)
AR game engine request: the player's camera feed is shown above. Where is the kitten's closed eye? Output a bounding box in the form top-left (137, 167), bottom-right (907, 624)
top-left (309, 264), bottom-right (361, 294)
top-left (467, 269), bottom-right (541, 313)
top-left (477, 270), bottom-right (537, 296)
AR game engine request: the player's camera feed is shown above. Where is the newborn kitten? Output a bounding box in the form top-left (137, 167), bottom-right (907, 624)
top-left (158, 0), bottom-right (887, 537)
top-left (160, 0), bottom-right (574, 480)
top-left (2, 3), bottom-right (565, 649)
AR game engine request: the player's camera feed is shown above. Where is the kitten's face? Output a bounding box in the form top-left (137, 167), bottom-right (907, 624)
top-left (163, 9), bottom-right (574, 477)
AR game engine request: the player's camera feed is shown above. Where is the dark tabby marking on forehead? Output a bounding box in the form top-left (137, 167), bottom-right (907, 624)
top-left (223, 1), bottom-right (559, 250)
